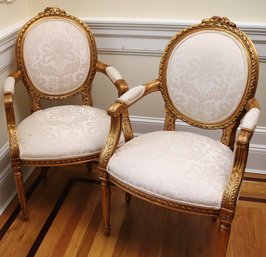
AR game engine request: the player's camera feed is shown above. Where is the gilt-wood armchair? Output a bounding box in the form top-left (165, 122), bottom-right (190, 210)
top-left (3, 7), bottom-right (132, 220)
top-left (98, 17), bottom-right (260, 257)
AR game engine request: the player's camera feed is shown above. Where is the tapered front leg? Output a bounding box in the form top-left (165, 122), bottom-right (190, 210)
top-left (13, 165), bottom-right (29, 220)
top-left (216, 221), bottom-right (231, 257)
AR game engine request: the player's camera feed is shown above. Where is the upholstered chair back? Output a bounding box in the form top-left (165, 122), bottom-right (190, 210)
top-left (16, 7), bottom-right (97, 111)
top-left (160, 17), bottom-right (258, 130)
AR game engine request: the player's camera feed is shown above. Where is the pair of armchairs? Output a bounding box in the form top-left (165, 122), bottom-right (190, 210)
top-left (3, 8), bottom-right (260, 257)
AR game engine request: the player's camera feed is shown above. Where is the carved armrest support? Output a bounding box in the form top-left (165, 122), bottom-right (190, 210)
top-left (98, 115), bottom-right (122, 174)
top-left (107, 79), bottom-right (160, 117)
top-left (3, 70), bottom-right (22, 159)
top-left (96, 61), bottom-right (128, 96)
top-left (221, 128), bottom-right (253, 222)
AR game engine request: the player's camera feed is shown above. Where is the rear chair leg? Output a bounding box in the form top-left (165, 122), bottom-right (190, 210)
top-left (101, 181), bottom-right (111, 235)
top-left (125, 192), bottom-right (131, 204)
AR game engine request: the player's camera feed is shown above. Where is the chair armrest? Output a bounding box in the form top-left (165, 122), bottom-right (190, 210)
top-left (4, 77), bottom-right (16, 94)
top-left (107, 79), bottom-right (160, 117)
top-left (98, 79), bottom-right (160, 172)
top-left (3, 70), bottom-right (22, 159)
top-left (96, 61), bottom-right (128, 96)
top-left (240, 97), bottom-right (260, 132)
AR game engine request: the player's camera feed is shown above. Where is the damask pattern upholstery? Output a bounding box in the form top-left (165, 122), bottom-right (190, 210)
top-left (241, 108), bottom-right (260, 130)
top-left (4, 77), bottom-right (15, 94)
top-left (23, 19), bottom-right (91, 95)
top-left (108, 131), bottom-right (233, 209)
top-left (118, 85), bottom-right (145, 105)
top-left (166, 31), bottom-right (248, 123)
top-left (17, 105), bottom-right (124, 160)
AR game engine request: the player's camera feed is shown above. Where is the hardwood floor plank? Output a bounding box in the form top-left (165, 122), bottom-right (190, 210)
top-left (241, 180), bottom-right (266, 199)
top-left (74, 200), bottom-right (102, 257)
top-left (87, 189), bottom-right (127, 257)
top-left (63, 187), bottom-right (101, 257)
top-left (227, 206), bottom-right (266, 257)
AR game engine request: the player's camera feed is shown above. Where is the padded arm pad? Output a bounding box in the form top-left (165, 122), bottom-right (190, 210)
top-left (240, 108), bottom-right (260, 131)
top-left (106, 66), bottom-right (123, 83)
top-left (118, 85), bottom-right (145, 105)
top-left (4, 77), bottom-right (15, 94)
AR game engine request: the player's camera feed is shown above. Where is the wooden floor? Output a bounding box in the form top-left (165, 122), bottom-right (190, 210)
top-left (0, 165), bottom-right (265, 257)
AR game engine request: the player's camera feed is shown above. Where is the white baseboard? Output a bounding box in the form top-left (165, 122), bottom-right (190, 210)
top-left (0, 143), bottom-right (33, 215)
top-left (130, 115), bottom-right (266, 175)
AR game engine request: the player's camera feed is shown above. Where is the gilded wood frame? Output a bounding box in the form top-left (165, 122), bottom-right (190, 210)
top-left (98, 17), bottom-right (260, 257)
top-left (3, 7), bottom-right (131, 221)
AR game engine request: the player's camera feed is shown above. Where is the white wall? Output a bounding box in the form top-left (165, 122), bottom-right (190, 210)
top-left (27, 0), bottom-right (266, 22)
top-left (0, 0), bottom-right (28, 30)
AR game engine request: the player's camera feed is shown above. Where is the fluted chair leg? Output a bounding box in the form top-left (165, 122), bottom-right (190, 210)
top-left (216, 221), bottom-right (231, 257)
top-left (101, 181), bottom-right (111, 235)
top-left (13, 165), bottom-right (29, 221)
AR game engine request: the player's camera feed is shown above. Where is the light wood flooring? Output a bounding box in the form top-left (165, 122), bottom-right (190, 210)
top-left (0, 165), bottom-right (265, 257)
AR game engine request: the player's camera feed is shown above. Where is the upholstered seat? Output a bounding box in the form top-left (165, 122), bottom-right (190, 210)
top-left (98, 16), bottom-right (260, 257)
top-left (3, 7), bottom-right (132, 220)
top-left (108, 131), bottom-right (233, 209)
top-left (17, 105), bottom-right (124, 161)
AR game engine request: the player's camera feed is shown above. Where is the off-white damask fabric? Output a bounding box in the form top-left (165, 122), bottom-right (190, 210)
top-left (23, 19), bottom-right (91, 95)
top-left (166, 31), bottom-right (248, 123)
top-left (108, 131), bottom-right (234, 209)
top-left (17, 105), bottom-right (123, 160)
top-left (241, 108), bottom-right (260, 131)
top-left (106, 66), bottom-right (123, 83)
top-left (118, 85), bottom-right (145, 105)
top-left (4, 77), bottom-right (15, 94)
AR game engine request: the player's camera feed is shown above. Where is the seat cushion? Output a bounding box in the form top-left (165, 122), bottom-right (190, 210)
top-left (17, 105), bottom-right (123, 161)
top-left (107, 131), bottom-right (234, 209)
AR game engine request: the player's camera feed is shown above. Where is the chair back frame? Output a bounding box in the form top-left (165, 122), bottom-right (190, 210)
top-left (16, 7), bottom-right (98, 111)
top-left (159, 17), bottom-right (259, 149)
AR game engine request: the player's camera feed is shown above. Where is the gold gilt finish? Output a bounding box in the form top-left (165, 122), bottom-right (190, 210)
top-left (98, 17), bottom-right (260, 257)
top-left (3, 7), bottom-right (131, 221)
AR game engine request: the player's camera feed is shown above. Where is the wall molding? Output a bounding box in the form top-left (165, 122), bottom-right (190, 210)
top-left (0, 18), bottom-right (29, 72)
top-left (0, 17), bottom-right (266, 72)
top-left (83, 18), bottom-right (266, 62)
top-left (130, 115), bottom-right (266, 174)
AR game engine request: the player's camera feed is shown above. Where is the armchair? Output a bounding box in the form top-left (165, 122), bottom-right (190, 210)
top-left (98, 17), bottom-right (260, 257)
top-left (3, 7), bottom-right (132, 220)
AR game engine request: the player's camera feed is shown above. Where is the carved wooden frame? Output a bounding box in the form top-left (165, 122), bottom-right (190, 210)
top-left (3, 7), bottom-right (131, 221)
top-left (98, 17), bottom-right (260, 257)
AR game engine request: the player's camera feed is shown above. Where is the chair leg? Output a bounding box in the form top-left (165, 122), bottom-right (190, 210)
top-left (13, 165), bottom-right (29, 221)
top-left (87, 162), bottom-right (94, 174)
top-left (125, 192), bottom-right (131, 204)
top-left (40, 166), bottom-right (50, 178)
top-left (101, 181), bottom-right (111, 235)
top-left (216, 221), bottom-right (231, 257)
